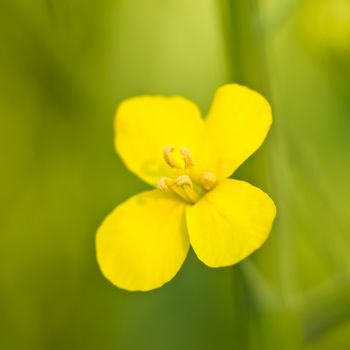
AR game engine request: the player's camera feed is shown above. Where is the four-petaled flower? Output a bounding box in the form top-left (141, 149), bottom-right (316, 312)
top-left (96, 84), bottom-right (276, 291)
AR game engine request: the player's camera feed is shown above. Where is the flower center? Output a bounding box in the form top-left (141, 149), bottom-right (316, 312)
top-left (157, 146), bottom-right (216, 204)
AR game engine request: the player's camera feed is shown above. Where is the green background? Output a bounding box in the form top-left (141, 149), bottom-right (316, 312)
top-left (1, 0), bottom-right (350, 349)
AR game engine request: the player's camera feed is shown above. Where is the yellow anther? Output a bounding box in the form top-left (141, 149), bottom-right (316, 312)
top-left (163, 146), bottom-right (182, 169)
top-left (174, 175), bottom-right (193, 188)
top-left (157, 177), bottom-right (170, 191)
top-left (180, 147), bottom-right (194, 168)
top-left (201, 171), bottom-right (217, 190)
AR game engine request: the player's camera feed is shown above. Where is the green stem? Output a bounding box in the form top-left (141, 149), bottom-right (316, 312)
top-left (220, 0), bottom-right (270, 95)
top-left (220, 2), bottom-right (271, 348)
top-left (218, 2), bottom-right (301, 350)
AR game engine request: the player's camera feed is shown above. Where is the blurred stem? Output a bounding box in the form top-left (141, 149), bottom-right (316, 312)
top-left (220, 1), bottom-right (350, 348)
top-left (220, 0), bottom-right (270, 95)
top-left (219, 1), bottom-right (271, 349)
top-left (220, 0), bottom-right (273, 189)
top-left (219, 1), bottom-right (301, 350)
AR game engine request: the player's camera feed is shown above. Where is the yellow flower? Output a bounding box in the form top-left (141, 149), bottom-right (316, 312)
top-left (96, 84), bottom-right (276, 291)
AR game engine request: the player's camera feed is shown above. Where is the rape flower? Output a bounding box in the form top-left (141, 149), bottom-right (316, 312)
top-left (96, 84), bottom-right (276, 291)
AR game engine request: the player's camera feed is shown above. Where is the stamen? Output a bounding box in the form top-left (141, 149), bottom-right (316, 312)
top-left (201, 171), bottom-right (217, 190)
top-left (163, 146), bottom-right (182, 169)
top-left (173, 175), bottom-right (193, 188)
top-left (170, 185), bottom-right (190, 203)
top-left (174, 175), bottom-right (199, 203)
top-left (157, 177), bottom-right (170, 191)
top-left (158, 176), bottom-right (194, 203)
top-left (180, 147), bottom-right (194, 168)
top-left (183, 186), bottom-right (200, 203)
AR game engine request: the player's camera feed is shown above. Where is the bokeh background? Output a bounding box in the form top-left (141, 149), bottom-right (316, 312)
top-left (1, 0), bottom-right (350, 349)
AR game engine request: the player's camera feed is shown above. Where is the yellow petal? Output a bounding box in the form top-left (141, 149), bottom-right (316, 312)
top-left (186, 179), bottom-right (276, 267)
top-left (96, 190), bottom-right (189, 291)
top-left (205, 84), bottom-right (272, 179)
top-left (115, 96), bottom-right (206, 186)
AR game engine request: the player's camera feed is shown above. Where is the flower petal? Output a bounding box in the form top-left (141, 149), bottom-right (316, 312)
top-left (96, 190), bottom-right (189, 291)
top-left (205, 84), bottom-right (272, 179)
top-left (186, 179), bottom-right (276, 267)
top-left (115, 96), bottom-right (206, 186)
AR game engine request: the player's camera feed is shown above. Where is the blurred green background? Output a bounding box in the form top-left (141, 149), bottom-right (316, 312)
top-left (1, 0), bottom-right (350, 349)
